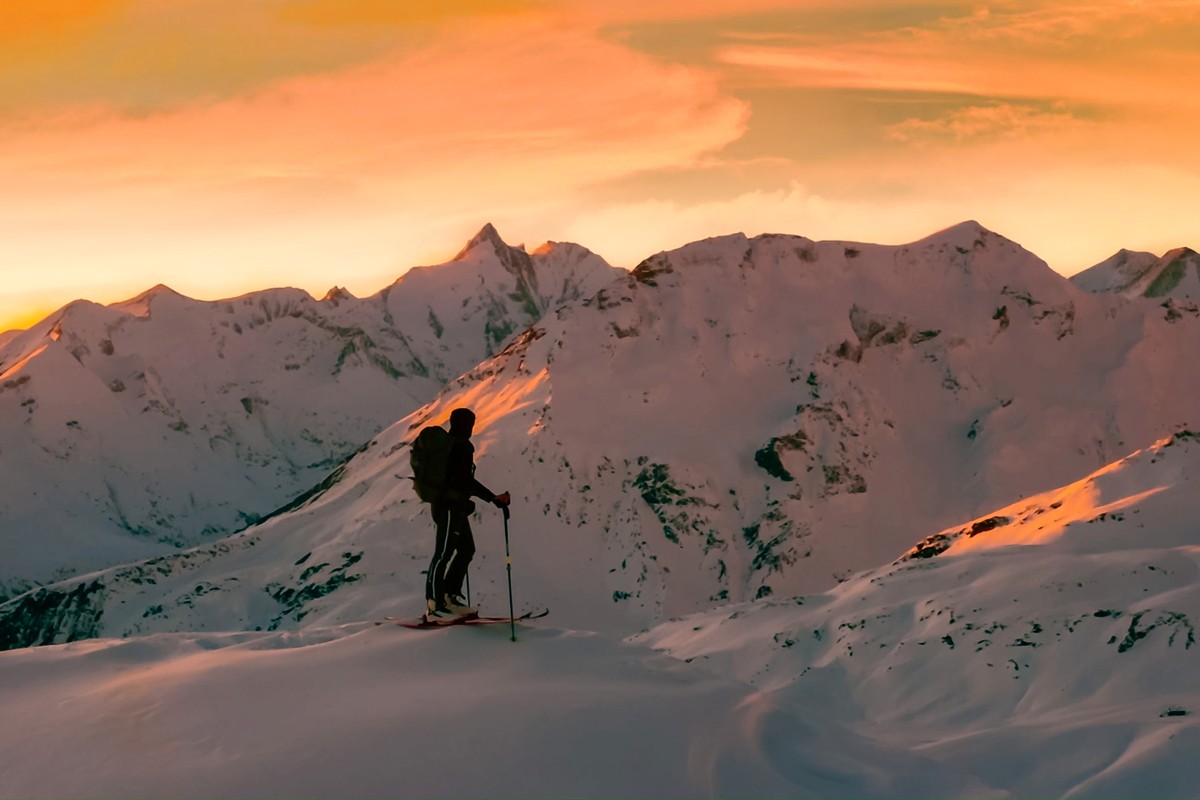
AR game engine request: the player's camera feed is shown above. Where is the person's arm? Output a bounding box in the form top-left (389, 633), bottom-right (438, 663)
top-left (466, 474), bottom-right (495, 503)
top-left (468, 473), bottom-right (509, 507)
top-left (447, 441), bottom-right (506, 505)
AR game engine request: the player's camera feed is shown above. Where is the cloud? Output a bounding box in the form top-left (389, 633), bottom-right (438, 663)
top-left (279, 0), bottom-right (538, 27)
top-left (714, 2), bottom-right (1200, 109)
top-left (717, 44), bottom-right (977, 93)
top-left (0, 0), bottom-right (553, 118)
top-left (886, 102), bottom-right (1088, 145)
top-left (0, 0), bottom-right (817, 119)
top-left (0, 15), bottom-right (747, 185)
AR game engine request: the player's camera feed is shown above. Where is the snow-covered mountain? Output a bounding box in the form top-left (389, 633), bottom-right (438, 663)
top-left (6, 220), bottom-right (1200, 648)
top-left (1072, 246), bottom-right (1200, 299)
top-left (0, 225), bottom-right (620, 599)
top-left (638, 429), bottom-right (1200, 797)
top-left (5, 221), bottom-right (1200, 797)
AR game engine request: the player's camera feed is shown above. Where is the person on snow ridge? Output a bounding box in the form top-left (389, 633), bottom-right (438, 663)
top-left (426, 407), bottom-right (510, 618)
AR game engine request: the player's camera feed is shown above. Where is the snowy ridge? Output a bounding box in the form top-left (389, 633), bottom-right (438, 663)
top-left (0, 226), bottom-right (621, 598)
top-left (901, 430), bottom-right (1198, 559)
top-left (1072, 246), bottom-right (1200, 299)
top-left (6, 221), bottom-right (1200, 647)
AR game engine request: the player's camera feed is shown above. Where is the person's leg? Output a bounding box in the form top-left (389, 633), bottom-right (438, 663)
top-left (425, 501), bottom-right (452, 606)
top-left (443, 510), bottom-right (476, 600)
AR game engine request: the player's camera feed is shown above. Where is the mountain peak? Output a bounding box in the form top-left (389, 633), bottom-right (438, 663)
top-left (453, 223), bottom-right (518, 261)
top-left (321, 286), bottom-right (355, 304)
top-left (532, 240), bottom-right (565, 257)
top-left (111, 284), bottom-right (190, 318)
top-left (1162, 246), bottom-right (1198, 261)
top-left (124, 284), bottom-right (185, 303)
top-left (917, 220), bottom-right (994, 247)
top-left (1072, 245), bottom-right (1199, 298)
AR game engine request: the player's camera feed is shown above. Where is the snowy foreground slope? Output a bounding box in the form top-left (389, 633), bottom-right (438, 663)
top-left (0, 625), bottom-right (988, 799)
top-left (639, 430), bottom-right (1200, 798)
top-left (1, 438), bottom-right (1197, 797)
top-left (0, 225), bottom-right (619, 598)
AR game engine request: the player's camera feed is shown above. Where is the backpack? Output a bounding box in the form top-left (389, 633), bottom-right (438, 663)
top-left (410, 425), bottom-right (453, 502)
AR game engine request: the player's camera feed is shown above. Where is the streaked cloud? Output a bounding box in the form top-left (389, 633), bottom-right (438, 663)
top-left (885, 102), bottom-right (1088, 145)
top-left (0, 16), bottom-right (746, 191)
top-left (0, 0), bottom-right (547, 117)
top-left (715, 2), bottom-right (1200, 108)
top-left (279, 0), bottom-right (539, 27)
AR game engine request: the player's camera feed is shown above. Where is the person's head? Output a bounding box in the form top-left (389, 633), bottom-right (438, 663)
top-left (448, 407), bottom-right (476, 439)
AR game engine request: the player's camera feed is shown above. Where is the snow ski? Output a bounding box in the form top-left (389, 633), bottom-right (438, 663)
top-left (381, 608), bottom-right (549, 629)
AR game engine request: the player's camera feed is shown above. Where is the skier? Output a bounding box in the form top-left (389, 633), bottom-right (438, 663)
top-left (425, 407), bottom-right (510, 618)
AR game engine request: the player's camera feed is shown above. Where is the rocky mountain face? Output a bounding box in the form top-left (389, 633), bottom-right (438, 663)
top-left (6, 221), bottom-right (1200, 648)
top-left (0, 225), bottom-right (621, 599)
top-left (405, 222), bottom-right (1200, 625)
top-left (1072, 246), bottom-right (1200, 301)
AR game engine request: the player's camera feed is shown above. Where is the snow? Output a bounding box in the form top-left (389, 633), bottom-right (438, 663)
top-left (0, 226), bottom-right (620, 598)
top-left (3, 434), bottom-right (1198, 796)
top-left (6, 222), bottom-right (1200, 635)
top-left (0, 625), bottom-right (987, 799)
top-left (1072, 246), bottom-right (1200, 299)
top-left (2, 222), bottom-right (1200, 797)
top-left (637, 432), bottom-right (1200, 797)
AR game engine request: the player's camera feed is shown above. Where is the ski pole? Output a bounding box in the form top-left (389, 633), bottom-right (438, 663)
top-left (503, 506), bottom-right (515, 642)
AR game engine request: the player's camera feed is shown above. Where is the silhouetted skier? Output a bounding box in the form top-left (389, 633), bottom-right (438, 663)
top-left (423, 407), bottom-right (510, 618)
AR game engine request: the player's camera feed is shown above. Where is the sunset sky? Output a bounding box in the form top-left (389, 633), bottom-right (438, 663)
top-left (3, 1), bottom-right (1199, 333)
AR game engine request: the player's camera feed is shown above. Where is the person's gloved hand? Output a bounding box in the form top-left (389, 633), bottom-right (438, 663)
top-left (493, 491), bottom-right (511, 509)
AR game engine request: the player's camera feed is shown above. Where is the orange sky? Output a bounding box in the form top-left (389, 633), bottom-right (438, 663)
top-left (3, 1), bottom-right (1199, 333)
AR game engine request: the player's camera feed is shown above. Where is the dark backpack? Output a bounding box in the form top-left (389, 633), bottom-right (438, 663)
top-left (410, 425), bottom-right (453, 502)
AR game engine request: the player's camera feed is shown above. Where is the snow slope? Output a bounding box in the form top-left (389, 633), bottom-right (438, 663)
top-left (0, 623), bottom-right (990, 799)
top-left (0, 226), bottom-right (620, 598)
top-left (638, 430), bottom-right (1200, 798)
top-left (1072, 246), bottom-right (1200, 299)
top-left (2, 428), bottom-right (1197, 797)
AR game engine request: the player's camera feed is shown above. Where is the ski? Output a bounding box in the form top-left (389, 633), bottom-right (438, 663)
top-left (380, 608), bottom-right (548, 629)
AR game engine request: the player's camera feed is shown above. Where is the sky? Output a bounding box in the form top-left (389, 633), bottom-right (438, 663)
top-left (2, 0), bottom-right (1199, 334)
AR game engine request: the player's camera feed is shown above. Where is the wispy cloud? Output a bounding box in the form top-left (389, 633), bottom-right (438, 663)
top-left (0, 0), bottom-right (552, 118)
top-left (886, 102), bottom-right (1088, 145)
top-left (0, 18), bottom-right (746, 185)
top-left (715, 2), bottom-right (1200, 108)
